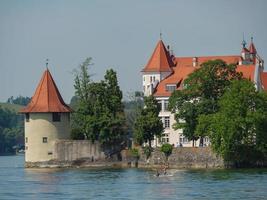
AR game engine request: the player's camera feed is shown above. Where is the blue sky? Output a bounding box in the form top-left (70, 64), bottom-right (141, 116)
top-left (0, 0), bottom-right (267, 103)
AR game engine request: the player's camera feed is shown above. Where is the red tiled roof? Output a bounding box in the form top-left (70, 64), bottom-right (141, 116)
top-left (142, 40), bottom-right (174, 72)
top-left (261, 72), bottom-right (267, 91)
top-left (20, 69), bottom-right (72, 113)
top-left (153, 56), bottom-right (255, 97)
top-left (236, 65), bottom-right (255, 80)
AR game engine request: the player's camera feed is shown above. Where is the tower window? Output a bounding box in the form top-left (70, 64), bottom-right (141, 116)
top-left (25, 137), bottom-right (28, 143)
top-left (43, 137), bottom-right (48, 143)
top-left (25, 113), bottom-right (30, 122)
top-left (52, 113), bottom-right (61, 122)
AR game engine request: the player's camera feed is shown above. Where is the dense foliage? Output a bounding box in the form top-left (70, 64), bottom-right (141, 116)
top-left (196, 80), bottom-right (267, 165)
top-left (133, 95), bottom-right (163, 147)
top-left (71, 58), bottom-right (127, 147)
top-left (0, 106), bottom-right (24, 153)
top-left (169, 59), bottom-right (267, 165)
top-left (169, 60), bottom-right (242, 146)
top-left (7, 96), bottom-right (31, 106)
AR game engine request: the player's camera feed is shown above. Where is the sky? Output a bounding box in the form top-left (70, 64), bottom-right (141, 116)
top-left (0, 0), bottom-right (267, 103)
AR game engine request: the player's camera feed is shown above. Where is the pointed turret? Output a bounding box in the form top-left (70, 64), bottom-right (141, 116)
top-left (20, 69), bottom-right (72, 113)
top-left (249, 37), bottom-right (257, 54)
top-left (142, 40), bottom-right (174, 72)
top-left (21, 67), bottom-right (71, 163)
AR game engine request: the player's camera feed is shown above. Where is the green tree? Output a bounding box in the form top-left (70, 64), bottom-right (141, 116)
top-left (124, 91), bottom-right (144, 143)
top-left (169, 60), bottom-right (242, 146)
top-left (160, 143), bottom-right (173, 161)
top-left (7, 96), bottom-right (31, 106)
top-left (0, 106), bottom-right (24, 153)
top-left (134, 95), bottom-right (163, 147)
top-left (196, 79), bottom-right (267, 165)
top-left (72, 58), bottom-right (127, 147)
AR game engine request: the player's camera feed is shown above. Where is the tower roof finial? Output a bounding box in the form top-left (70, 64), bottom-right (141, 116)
top-left (46, 58), bottom-right (49, 69)
top-left (160, 30), bottom-right (162, 40)
top-left (242, 33), bottom-right (246, 48)
top-left (251, 36), bottom-right (253, 43)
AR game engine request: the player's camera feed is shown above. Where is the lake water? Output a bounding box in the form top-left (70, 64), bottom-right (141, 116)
top-left (0, 156), bottom-right (267, 200)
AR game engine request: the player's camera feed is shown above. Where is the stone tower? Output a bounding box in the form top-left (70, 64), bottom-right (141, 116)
top-left (20, 69), bottom-right (72, 163)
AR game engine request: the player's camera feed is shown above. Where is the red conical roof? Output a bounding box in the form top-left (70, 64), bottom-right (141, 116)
top-left (142, 40), bottom-right (174, 72)
top-left (249, 42), bottom-right (257, 54)
top-left (20, 69), bottom-right (72, 113)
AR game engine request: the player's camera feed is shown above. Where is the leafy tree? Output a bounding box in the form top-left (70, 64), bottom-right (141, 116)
top-left (160, 143), bottom-right (173, 161)
top-left (124, 91), bottom-right (144, 143)
top-left (134, 95), bottom-right (163, 147)
top-left (0, 106), bottom-right (24, 153)
top-left (196, 79), bottom-right (267, 165)
top-left (169, 60), bottom-right (242, 146)
top-left (7, 96), bottom-right (31, 106)
top-left (72, 58), bottom-right (127, 147)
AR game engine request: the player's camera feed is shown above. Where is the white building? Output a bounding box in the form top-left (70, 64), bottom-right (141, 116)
top-left (142, 38), bottom-right (265, 147)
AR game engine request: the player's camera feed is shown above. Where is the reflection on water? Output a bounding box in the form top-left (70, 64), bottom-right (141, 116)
top-left (0, 156), bottom-right (267, 200)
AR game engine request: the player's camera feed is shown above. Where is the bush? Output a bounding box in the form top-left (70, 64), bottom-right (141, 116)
top-left (70, 128), bottom-right (85, 140)
top-left (130, 148), bottom-right (139, 159)
top-left (160, 143), bottom-right (173, 159)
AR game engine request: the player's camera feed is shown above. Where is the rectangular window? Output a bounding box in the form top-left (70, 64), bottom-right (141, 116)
top-left (52, 113), bottom-right (61, 122)
top-left (48, 151), bottom-right (53, 155)
top-left (157, 101), bottom-right (162, 111)
top-left (25, 113), bottom-right (30, 122)
top-left (25, 137), bottom-right (28, 143)
top-left (153, 76), bottom-right (155, 82)
top-left (166, 84), bottom-right (176, 92)
top-left (150, 76), bottom-right (152, 82)
top-left (25, 146), bottom-right (28, 150)
top-left (164, 117), bottom-right (170, 128)
top-left (43, 137), bottom-right (48, 143)
top-left (163, 100), bottom-right (169, 111)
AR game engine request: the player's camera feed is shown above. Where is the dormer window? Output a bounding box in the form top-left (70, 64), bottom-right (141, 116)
top-left (166, 84), bottom-right (176, 92)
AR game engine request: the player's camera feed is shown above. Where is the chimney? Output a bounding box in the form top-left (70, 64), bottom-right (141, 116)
top-left (193, 57), bottom-right (198, 67)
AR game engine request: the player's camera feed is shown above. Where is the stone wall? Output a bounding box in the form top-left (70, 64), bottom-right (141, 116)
top-left (53, 140), bottom-right (106, 161)
top-left (26, 140), bottom-right (224, 169)
top-left (135, 147), bottom-right (224, 169)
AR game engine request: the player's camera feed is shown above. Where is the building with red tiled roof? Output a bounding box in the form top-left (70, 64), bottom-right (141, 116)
top-left (142, 37), bottom-right (265, 147)
top-left (20, 68), bottom-right (72, 163)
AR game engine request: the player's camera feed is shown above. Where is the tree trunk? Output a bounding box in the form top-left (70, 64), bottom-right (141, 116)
top-left (149, 140), bottom-right (151, 148)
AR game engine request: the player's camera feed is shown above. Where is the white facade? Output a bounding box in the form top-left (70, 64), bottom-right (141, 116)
top-left (142, 72), bottom-right (171, 96)
top-left (24, 112), bottom-right (70, 162)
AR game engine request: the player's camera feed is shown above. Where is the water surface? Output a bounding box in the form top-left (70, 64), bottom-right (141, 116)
top-left (0, 156), bottom-right (266, 199)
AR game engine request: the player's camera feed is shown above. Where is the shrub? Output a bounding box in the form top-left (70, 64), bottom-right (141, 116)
top-left (160, 143), bottom-right (173, 160)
